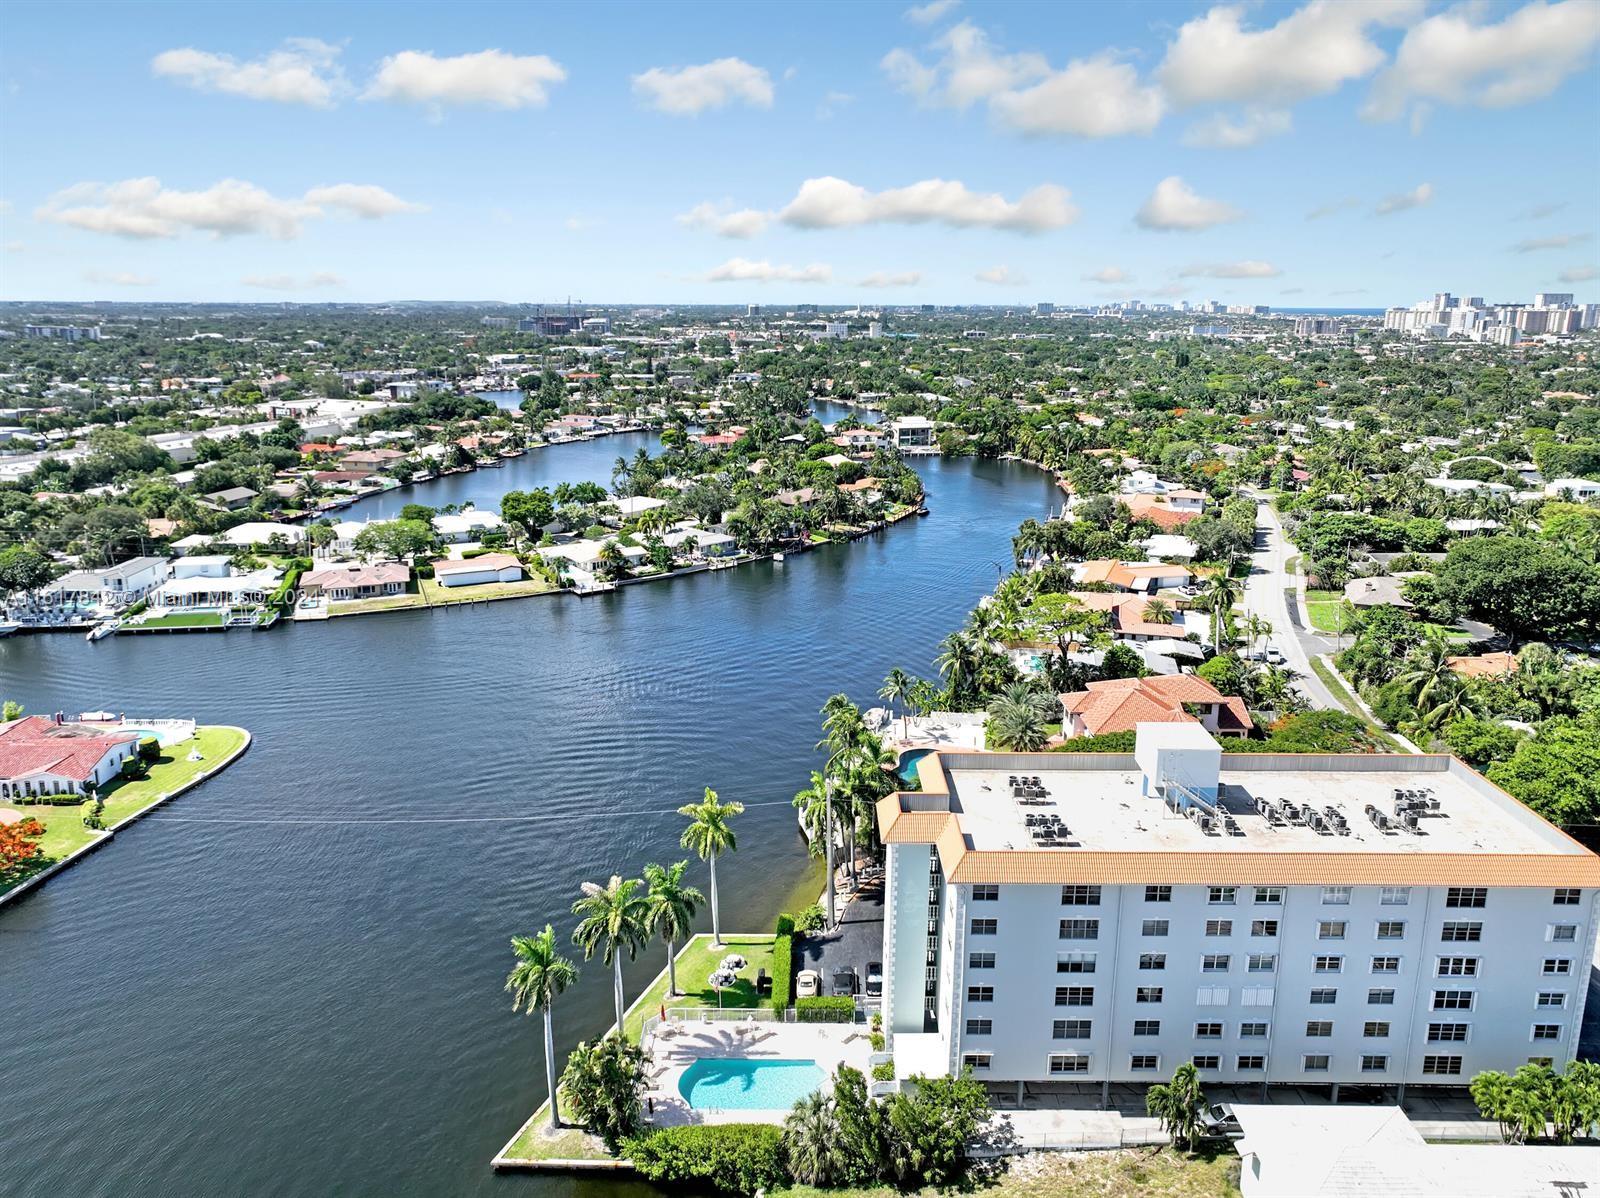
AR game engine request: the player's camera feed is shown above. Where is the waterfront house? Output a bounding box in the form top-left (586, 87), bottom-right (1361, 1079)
top-left (535, 539), bottom-right (648, 571)
top-left (33, 556), bottom-right (169, 616)
top-left (775, 487), bottom-right (819, 508)
top-left (432, 509), bottom-right (504, 543)
top-left (1059, 674), bottom-right (1252, 738)
top-left (1074, 560), bottom-right (1193, 594)
top-left (151, 556), bottom-right (283, 608)
top-left (1123, 493), bottom-right (1203, 530)
top-left (0, 714), bottom-right (140, 798)
top-left (433, 554), bottom-right (523, 587)
top-left (1060, 591), bottom-right (1195, 642)
top-left (300, 562), bottom-right (409, 601)
top-left (171, 523), bottom-right (306, 553)
top-left (886, 415), bottom-right (936, 449)
top-left (339, 448), bottom-right (405, 472)
top-left (203, 486), bottom-right (259, 511)
top-left (658, 528), bottom-right (737, 557)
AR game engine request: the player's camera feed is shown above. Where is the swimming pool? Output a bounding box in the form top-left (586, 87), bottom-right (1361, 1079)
top-left (897, 748), bottom-right (933, 785)
top-left (677, 1058), bottom-right (825, 1110)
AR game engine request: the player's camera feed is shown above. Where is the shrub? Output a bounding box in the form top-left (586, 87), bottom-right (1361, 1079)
top-left (137, 736), bottom-right (161, 763)
top-left (560, 1034), bottom-right (646, 1151)
top-left (868, 1030), bottom-right (885, 1052)
top-left (119, 757), bottom-right (148, 780)
top-left (415, 564), bottom-right (435, 580)
top-left (796, 995), bottom-right (854, 1022)
top-left (773, 912), bottom-right (795, 936)
top-left (627, 1123), bottom-right (787, 1194)
top-left (792, 903), bottom-right (826, 931)
top-left (770, 931), bottom-right (794, 1013)
top-left (872, 1060), bottom-right (895, 1082)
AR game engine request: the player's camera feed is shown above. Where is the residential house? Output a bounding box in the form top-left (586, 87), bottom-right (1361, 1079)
top-left (431, 509), bottom-right (504, 543)
top-left (34, 557), bottom-right (169, 616)
top-left (1075, 560), bottom-right (1193, 594)
top-left (432, 554), bottom-right (523, 588)
top-left (1059, 674), bottom-right (1252, 738)
top-left (300, 562), bottom-right (409, 601)
top-left (204, 486), bottom-right (259, 511)
top-left (151, 556), bottom-right (283, 608)
top-left (0, 715), bottom-right (140, 798)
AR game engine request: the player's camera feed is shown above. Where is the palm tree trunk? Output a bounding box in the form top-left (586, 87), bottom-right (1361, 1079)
top-left (667, 935), bottom-right (677, 997)
top-left (612, 954), bottom-right (625, 1033)
top-left (709, 853), bottom-right (722, 948)
top-left (824, 780), bottom-right (836, 932)
top-left (544, 1006), bottom-right (561, 1129)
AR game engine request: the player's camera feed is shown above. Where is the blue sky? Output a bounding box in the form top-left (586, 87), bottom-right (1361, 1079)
top-left (1, 0), bottom-right (1597, 307)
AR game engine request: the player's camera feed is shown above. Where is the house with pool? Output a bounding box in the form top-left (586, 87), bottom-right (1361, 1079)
top-left (0, 715), bottom-right (140, 799)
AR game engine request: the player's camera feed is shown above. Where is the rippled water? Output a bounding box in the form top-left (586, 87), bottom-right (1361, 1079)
top-left (0, 422), bottom-right (1056, 1197)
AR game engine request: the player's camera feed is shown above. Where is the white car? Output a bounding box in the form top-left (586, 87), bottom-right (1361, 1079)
top-left (1265, 646), bottom-right (1285, 664)
top-left (796, 969), bottom-right (821, 998)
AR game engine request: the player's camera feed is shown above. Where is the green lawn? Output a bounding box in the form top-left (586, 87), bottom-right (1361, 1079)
top-left (418, 576), bottom-right (554, 604)
top-left (0, 725), bottom-right (249, 897)
top-left (622, 932), bottom-right (779, 1042)
top-left (1307, 659), bottom-right (1405, 752)
top-left (1305, 590), bottom-right (1352, 636)
top-left (501, 1105), bottom-right (613, 1163)
top-left (127, 611), bottom-right (225, 630)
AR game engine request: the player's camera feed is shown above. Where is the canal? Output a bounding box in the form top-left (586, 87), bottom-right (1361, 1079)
top-left (0, 424), bottom-right (1057, 1197)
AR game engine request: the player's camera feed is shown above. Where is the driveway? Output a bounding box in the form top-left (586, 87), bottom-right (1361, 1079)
top-left (1242, 494), bottom-right (1341, 713)
top-left (795, 881), bottom-right (885, 1000)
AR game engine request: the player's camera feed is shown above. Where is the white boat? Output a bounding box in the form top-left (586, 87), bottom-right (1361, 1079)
top-left (773, 552), bottom-right (785, 562)
top-left (85, 620), bottom-right (120, 642)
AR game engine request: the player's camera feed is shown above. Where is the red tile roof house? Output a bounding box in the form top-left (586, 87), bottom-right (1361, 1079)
top-left (0, 715), bottom-right (141, 799)
top-left (1059, 675), bottom-right (1253, 739)
top-left (300, 562), bottom-right (410, 601)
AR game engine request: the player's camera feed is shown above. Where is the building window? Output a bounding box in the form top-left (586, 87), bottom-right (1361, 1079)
top-left (1255, 887), bottom-right (1284, 904)
top-left (1049, 1053), bottom-right (1090, 1074)
top-left (1422, 1055), bottom-right (1462, 1076)
top-left (1543, 959), bottom-right (1573, 976)
top-left (1363, 1021), bottom-right (1390, 1038)
top-left (1437, 957), bottom-right (1478, 977)
top-left (1371, 957), bottom-right (1400, 974)
top-left (1241, 986), bottom-right (1275, 1007)
top-left (1303, 1055), bottom-right (1330, 1072)
top-left (1139, 953), bottom-right (1167, 971)
top-left (1368, 988), bottom-right (1396, 1005)
top-left (1053, 1019), bottom-right (1092, 1039)
top-left (1310, 988), bottom-right (1338, 1005)
top-left (1322, 886), bottom-right (1351, 905)
top-left (1197, 986), bottom-right (1231, 1006)
top-left (1380, 887), bottom-right (1411, 906)
top-left (1376, 921), bottom-right (1406, 940)
top-left (1432, 990), bottom-right (1474, 1011)
top-left (1237, 1055), bottom-right (1265, 1070)
top-left (1549, 925), bottom-right (1578, 943)
top-left (1248, 954), bottom-right (1277, 972)
top-left (1427, 1023), bottom-right (1469, 1042)
top-left (1130, 1054), bottom-right (1160, 1071)
top-left (1195, 1022), bottom-right (1223, 1038)
top-left (1305, 1021), bottom-right (1334, 1037)
top-left (1142, 919), bottom-right (1170, 937)
top-left (1318, 921), bottom-right (1346, 940)
top-left (1061, 885), bottom-right (1101, 906)
top-left (968, 952), bottom-right (996, 970)
top-left (1445, 887), bottom-right (1487, 909)
top-left (1055, 986), bottom-right (1094, 1006)
top-left (1208, 886), bottom-right (1237, 905)
top-left (970, 918), bottom-right (997, 936)
top-left (1441, 922), bottom-right (1483, 943)
top-left (972, 884), bottom-right (999, 902)
top-left (1361, 1055), bottom-right (1388, 1073)
top-left (967, 986), bottom-right (995, 1003)
top-left (1202, 955), bottom-right (1231, 972)
top-left (1240, 1022), bottom-right (1269, 1038)
top-left (1136, 987), bottom-right (1163, 1004)
top-left (1057, 953), bottom-right (1097, 974)
top-left (1059, 919), bottom-right (1100, 941)
top-left (1529, 1057), bottom-right (1555, 1068)
top-left (965, 1019), bottom-right (993, 1036)
top-left (1553, 888), bottom-right (1581, 906)
top-left (1251, 920), bottom-right (1279, 937)
top-left (1205, 920), bottom-right (1233, 937)
top-left (1145, 885), bottom-right (1172, 903)
top-left (1537, 992), bottom-right (1568, 1009)
top-left (1192, 1055), bottom-right (1221, 1070)
top-left (1314, 956), bottom-right (1343, 974)
top-left (1533, 1024), bottom-right (1563, 1042)
top-left (1133, 1019), bottom-right (1161, 1036)
top-left (963, 1053), bottom-right (992, 1071)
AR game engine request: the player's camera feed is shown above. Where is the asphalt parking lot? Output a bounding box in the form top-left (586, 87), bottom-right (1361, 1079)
top-left (795, 879), bottom-right (885, 999)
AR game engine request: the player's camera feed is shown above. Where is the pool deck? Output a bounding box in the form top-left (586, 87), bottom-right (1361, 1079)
top-left (641, 1021), bottom-right (872, 1127)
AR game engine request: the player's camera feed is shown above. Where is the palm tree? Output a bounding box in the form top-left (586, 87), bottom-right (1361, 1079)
top-left (642, 860), bottom-right (704, 998)
top-left (571, 875), bottom-right (649, 1032)
top-left (1244, 613), bottom-right (1272, 655)
top-left (505, 925), bottom-right (580, 1130)
top-left (879, 667), bottom-right (916, 741)
top-left (987, 682), bottom-right (1054, 751)
top-left (1203, 573), bottom-right (1241, 653)
top-left (1394, 630), bottom-right (1456, 711)
top-left (1141, 597), bottom-right (1175, 625)
top-left (1145, 1062), bottom-right (1207, 1151)
top-left (677, 788), bottom-right (743, 947)
top-left (783, 1091), bottom-right (844, 1186)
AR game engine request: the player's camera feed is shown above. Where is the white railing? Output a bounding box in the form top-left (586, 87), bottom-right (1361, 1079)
top-left (642, 1007), bottom-right (791, 1041)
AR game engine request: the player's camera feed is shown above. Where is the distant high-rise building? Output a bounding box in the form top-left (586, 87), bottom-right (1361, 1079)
top-left (1035, 302), bottom-right (1055, 316)
top-left (1294, 317), bottom-right (1345, 337)
top-left (746, 304), bottom-right (762, 317)
top-left (868, 322), bottom-right (884, 339)
top-left (1534, 293), bottom-right (1574, 308)
top-left (821, 322), bottom-right (848, 340)
top-left (796, 304), bottom-right (819, 315)
top-left (23, 324), bottom-right (101, 341)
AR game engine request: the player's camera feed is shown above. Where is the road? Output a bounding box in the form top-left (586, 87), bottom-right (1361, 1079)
top-left (1242, 493), bottom-right (1342, 713)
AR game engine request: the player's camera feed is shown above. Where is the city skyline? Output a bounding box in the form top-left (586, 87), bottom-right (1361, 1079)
top-left (2, 0), bottom-right (1599, 305)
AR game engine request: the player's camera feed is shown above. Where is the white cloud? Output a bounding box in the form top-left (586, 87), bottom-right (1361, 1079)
top-left (1178, 260), bottom-right (1282, 278)
top-left (151, 38), bottom-right (346, 108)
top-left (1366, 0), bottom-right (1600, 122)
top-left (632, 58), bottom-right (773, 115)
top-left (364, 49), bottom-right (566, 109)
top-left (1084, 266), bottom-right (1131, 284)
top-left (36, 177), bottom-right (422, 240)
top-left (1160, 1), bottom-right (1419, 107)
top-left (1558, 264), bottom-right (1599, 283)
top-left (83, 269), bottom-right (154, 287)
top-left (816, 90), bottom-right (854, 119)
top-left (1135, 176), bottom-right (1243, 231)
top-left (883, 22), bottom-right (1162, 137)
top-left (2, 241), bottom-right (24, 254)
top-left (1307, 196), bottom-right (1360, 219)
top-left (1512, 232), bottom-right (1591, 252)
top-left (1181, 108), bottom-right (1292, 148)
top-left (858, 270), bottom-right (923, 287)
top-left (1150, 282), bottom-right (1191, 298)
top-left (779, 176), bottom-right (1077, 233)
top-left (676, 201), bottom-right (771, 239)
top-left (905, 0), bottom-right (960, 25)
top-left (1373, 182), bottom-right (1433, 215)
top-left (704, 257), bottom-right (831, 284)
top-left (975, 265), bottom-right (1026, 285)
top-left (242, 272), bottom-right (344, 290)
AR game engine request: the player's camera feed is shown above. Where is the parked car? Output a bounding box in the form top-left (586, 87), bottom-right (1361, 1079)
top-left (866, 961), bottom-right (883, 998)
top-left (831, 967), bottom-right (857, 996)
top-left (1199, 1102), bottom-right (1242, 1139)
top-left (1265, 646), bottom-right (1285, 664)
top-left (796, 969), bottom-right (821, 998)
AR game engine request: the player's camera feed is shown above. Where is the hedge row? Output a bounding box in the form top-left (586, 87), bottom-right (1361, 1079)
top-left (770, 928), bottom-right (794, 1013)
top-left (796, 995), bottom-right (855, 1022)
top-left (627, 1124), bottom-right (786, 1194)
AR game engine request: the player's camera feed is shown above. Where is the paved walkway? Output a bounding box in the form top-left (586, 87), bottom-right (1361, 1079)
top-left (1243, 493), bottom-right (1341, 713)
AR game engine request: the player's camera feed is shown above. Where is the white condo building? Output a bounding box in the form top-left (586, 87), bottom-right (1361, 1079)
top-left (877, 725), bottom-right (1600, 1102)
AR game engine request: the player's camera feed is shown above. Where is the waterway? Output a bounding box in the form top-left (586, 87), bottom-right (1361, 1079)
top-left (0, 410), bottom-right (1057, 1198)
